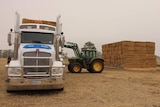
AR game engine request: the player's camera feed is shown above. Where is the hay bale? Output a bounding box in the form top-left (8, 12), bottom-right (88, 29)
top-left (102, 41), bottom-right (156, 69)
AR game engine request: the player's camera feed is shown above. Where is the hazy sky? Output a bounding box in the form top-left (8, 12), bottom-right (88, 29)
top-left (0, 0), bottom-right (160, 56)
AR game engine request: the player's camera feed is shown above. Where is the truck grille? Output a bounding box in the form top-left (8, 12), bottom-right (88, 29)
top-left (23, 51), bottom-right (51, 76)
top-left (24, 59), bottom-right (50, 66)
top-left (24, 51), bottom-right (51, 57)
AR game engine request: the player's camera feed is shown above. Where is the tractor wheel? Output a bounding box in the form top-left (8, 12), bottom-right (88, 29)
top-left (90, 60), bottom-right (104, 73)
top-left (70, 62), bottom-right (82, 73)
top-left (87, 68), bottom-right (93, 73)
top-left (68, 64), bottom-right (72, 73)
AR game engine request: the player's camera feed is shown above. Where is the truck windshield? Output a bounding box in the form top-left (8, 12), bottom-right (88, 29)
top-left (21, 31), bottom-right (54, 44)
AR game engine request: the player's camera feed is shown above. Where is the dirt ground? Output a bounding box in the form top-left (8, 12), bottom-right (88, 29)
top-left (0, 58), bottom-right (160, 107)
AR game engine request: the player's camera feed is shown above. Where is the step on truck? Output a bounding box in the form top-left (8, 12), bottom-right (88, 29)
top-left (6, 12), bottom-right (65, 92)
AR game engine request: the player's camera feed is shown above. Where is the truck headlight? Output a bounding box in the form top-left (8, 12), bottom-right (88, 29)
top-left (52, 68), bottom-right (63, 75)
top-left (8, 68), bottom-right (21, 76)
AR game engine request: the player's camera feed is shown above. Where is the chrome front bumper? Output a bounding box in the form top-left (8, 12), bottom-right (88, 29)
top-left (6, 77), bottom-right (65, 91)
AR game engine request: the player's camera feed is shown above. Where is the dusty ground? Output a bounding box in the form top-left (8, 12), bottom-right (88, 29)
top-left (0, 58), bottom-right (160, 107)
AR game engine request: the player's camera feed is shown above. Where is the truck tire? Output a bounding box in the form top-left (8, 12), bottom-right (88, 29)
top-left (7, 90), bottom-right (15, 93)
top-left (70, 62), bottom-right (82, 73)
top-left (57, 88), bottom-right (64, 91)
top-left (90, 60), bottom-right (104, 73)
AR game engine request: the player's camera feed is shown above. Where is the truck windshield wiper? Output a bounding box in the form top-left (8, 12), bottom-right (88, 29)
top-left (32, 41), bottom-right (42, 43)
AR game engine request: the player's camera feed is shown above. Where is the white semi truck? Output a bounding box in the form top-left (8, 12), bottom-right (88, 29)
top-left (6, 12), bottom-right (65, 92)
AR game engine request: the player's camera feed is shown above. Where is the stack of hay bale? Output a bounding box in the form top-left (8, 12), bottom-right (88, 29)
top-left (102, 41), bottom-right (156, 69)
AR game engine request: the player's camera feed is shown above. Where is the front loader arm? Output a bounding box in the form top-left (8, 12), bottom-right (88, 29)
top-left (64, 42), bottom-right (81, 57)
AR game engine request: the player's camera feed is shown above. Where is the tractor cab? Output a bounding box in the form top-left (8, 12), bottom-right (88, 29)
top-left (81, 48), bottom-right (97, 58)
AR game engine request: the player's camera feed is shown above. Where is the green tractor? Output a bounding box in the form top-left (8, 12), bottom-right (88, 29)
top-left (64, 42), bottom-right (104, 73)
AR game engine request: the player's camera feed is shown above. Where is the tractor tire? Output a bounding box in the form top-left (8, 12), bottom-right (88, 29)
top-left (90, 60), bottom-right (104, 73)
top-left (70, 62), bottom-right (82, 73)
top-left (87, 68), bottom-right (93, 73)
top-left (68, 64), bottom-right (72, 73)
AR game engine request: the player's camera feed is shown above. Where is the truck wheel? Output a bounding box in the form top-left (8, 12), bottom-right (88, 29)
top-left (70, 62), bottom-right (82, 73)
top-left (90, 60), bottom-right (104, 73)
top-left (57, 88), bottom-right (64, 91)
top-left (7, 90), bottom-right (15, 93)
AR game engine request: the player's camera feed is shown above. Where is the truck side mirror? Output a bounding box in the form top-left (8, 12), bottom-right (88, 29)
top-left (61, 36), bottom-right (65, 47)
top-left (8, 33), bottom-right (12, 46)
top-left (7, 32), bottom-right (14, 46)
top-left (59, 32), bottom-right (65, 48)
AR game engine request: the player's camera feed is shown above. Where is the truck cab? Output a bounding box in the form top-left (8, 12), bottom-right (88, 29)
top-left (6, 13), bottom-right (65, 92)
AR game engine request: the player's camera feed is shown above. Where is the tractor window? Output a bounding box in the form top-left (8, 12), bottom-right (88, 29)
top-left (90, 51), bottom-right (94, 57)
top-left (92, 51), bottom-right (96, 57)
top-left (83, 50), bottom-right (97, 58)
top-left (85, 51), bottom-right (89, 57)
top-left (90, 51), bottom-right (96, 57)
